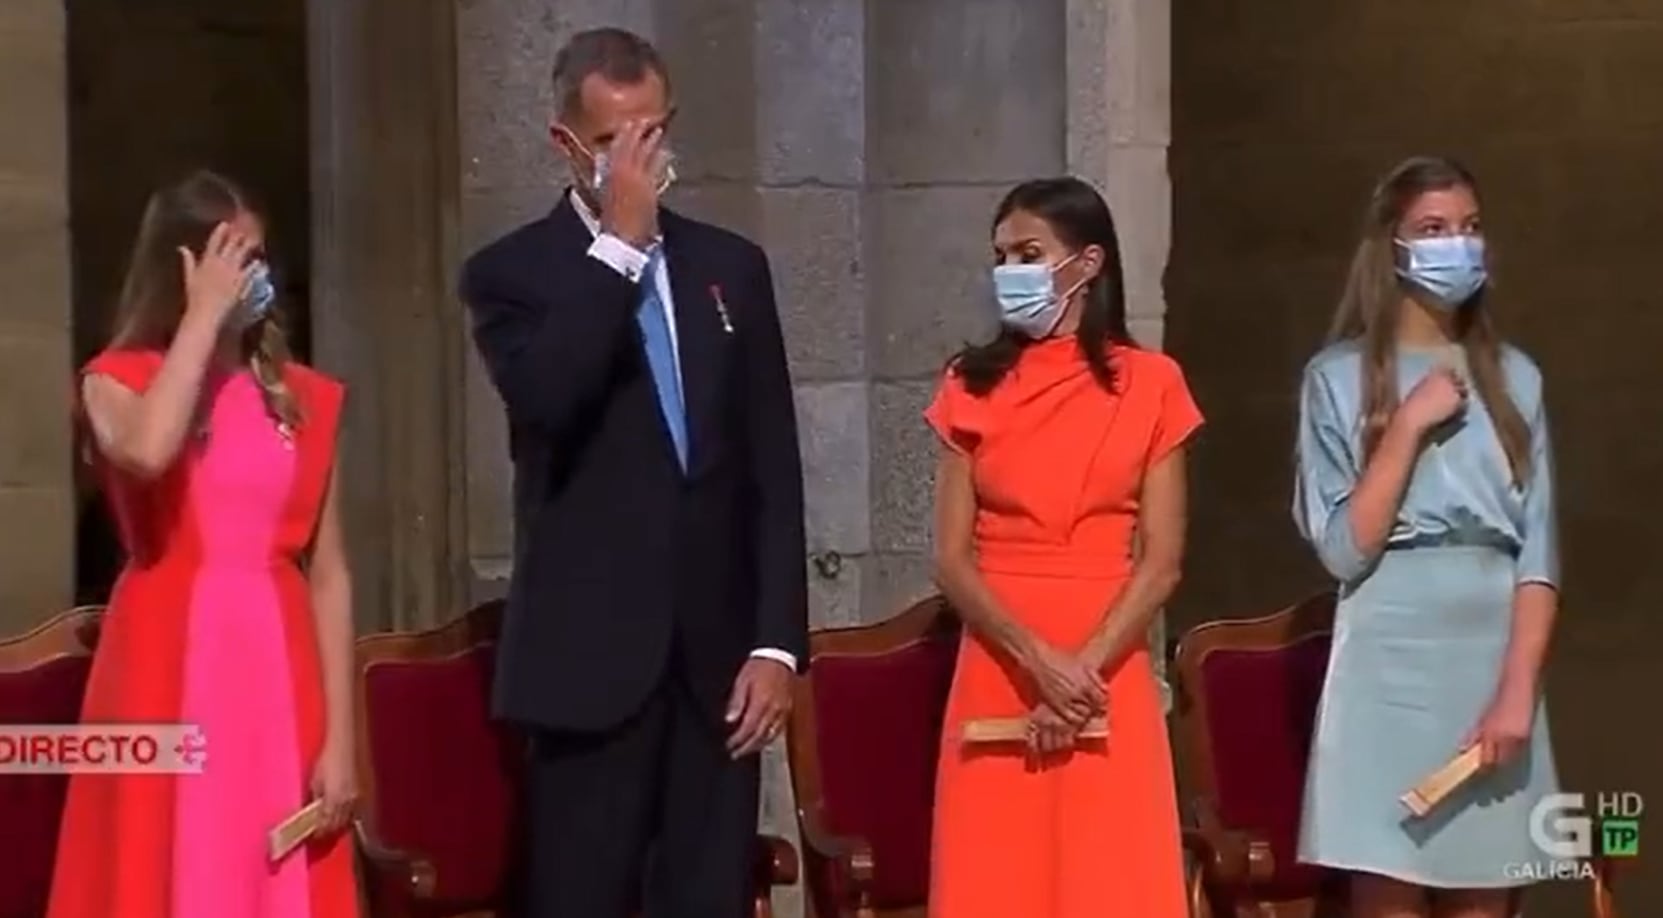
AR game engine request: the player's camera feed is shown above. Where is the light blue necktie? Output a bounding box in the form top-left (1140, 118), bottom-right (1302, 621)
top-left (636, 251), bottom-right (688, 469)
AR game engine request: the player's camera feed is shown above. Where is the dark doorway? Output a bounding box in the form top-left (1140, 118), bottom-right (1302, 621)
top-left (66, 1), bottom-right (311, 603)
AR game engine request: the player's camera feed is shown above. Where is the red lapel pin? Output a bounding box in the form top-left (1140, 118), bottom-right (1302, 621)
top-left (710, 284), bottom-right (734, 334)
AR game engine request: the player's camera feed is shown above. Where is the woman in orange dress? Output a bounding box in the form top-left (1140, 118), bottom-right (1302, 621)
top-left (49, 171), bottom-right (360, 918)
top-left (926, 177), bottom-right (1200, 917)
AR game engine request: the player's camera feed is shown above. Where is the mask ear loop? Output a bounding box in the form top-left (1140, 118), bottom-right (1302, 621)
top-left (1038, 257), bottom-right (1091, 339)
top-left (556, 125), bottom-right (603, 190)
top-left (1051, 251), bottom-right (1093, 323)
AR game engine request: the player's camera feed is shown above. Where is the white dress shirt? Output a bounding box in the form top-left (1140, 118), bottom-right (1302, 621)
top-left (571, 191), bottom-right (798, 674)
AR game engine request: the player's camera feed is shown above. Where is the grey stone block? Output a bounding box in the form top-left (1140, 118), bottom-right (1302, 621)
top-left (807, 551), bottom-right (864, 630)
top-left (0, 333), bottom-right (70, 489)
top-left (867, 0), bottom-right (1068, 185)
top-left (1099, 144), bottom-right (1172, 321)
top-left (460, 186), bottom-right (563, 255)
top-left (0, 485), bottom-right (72, 634)
top-left (653, 0), bottom-right (757, 183)
top-left (755, 0), bottom-right (865, 186)
top-left (455, 0), bottom-right (561, 197)
top-left (866, 186), bottom-right (1005, 381)
top-left (862, 551), bottom-right (936, 624)
top-left (0, 0), bottom-right (62, 35)
top-left (759, 188), bottom-right (865, 381)
top-left (457, 0), bottom-right (660, 195)
top-left (1129, 317), bottom-right (1165, 349)
top-left (869, 380), bottom-right (938, 554)
top-left (666, 181), bottom-right (761, 241)
top-left (1064, 0), bottom-right (1112, 177)
top-left (0, 5), bottom-right (66, 186)
top-left (795, 382), bottom-right (871, 555)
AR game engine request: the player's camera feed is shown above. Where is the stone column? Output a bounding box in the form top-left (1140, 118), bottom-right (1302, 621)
top-left (1068, 0), bottom-right (1176, 692)
top-left (0, 1), bottom-right (74, 632)
top-left (309, 0), bottom-right (470, 631)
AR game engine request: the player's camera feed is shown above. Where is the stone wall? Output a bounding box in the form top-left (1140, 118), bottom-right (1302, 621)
top-left (1168, 2), bottom-right (1663, 912)
top-left (0, 0), bottom-right (73, 633)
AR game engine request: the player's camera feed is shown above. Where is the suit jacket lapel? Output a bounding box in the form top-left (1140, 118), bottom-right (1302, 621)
top-left (544, 195), bottom-right (585, 248)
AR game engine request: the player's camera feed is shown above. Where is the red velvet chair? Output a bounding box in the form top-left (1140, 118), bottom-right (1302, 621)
top-left (354, 600), bottom-right (798, 918)
top-left (354, 599), bottom-right (519, 917)
top-left (786, 595), bottom-right (960, 918)
top-left (1172, 593), bottom-right (1338, 918)
top-left (0, 607), bottom-right (103, 918)
top-left (1173, 593), bottom-right (1620, 918)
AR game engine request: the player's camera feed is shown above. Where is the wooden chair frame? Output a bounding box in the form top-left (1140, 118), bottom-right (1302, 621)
top-left (0, 606), bottom-right (103, 673)
top-left (352, 600), bottom-right (799, 918)
top-left (1173, 593), bottom-right (1620, 918)
top-left (785, 594), bottom-right (959, 918)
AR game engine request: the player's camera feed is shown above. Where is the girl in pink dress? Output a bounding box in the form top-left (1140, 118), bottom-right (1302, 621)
top-left (50, 171), bottom-right (361, 918)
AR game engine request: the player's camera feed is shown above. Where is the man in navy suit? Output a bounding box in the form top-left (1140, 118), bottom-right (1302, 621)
top-left (459, 27), bottom-right (807, 918)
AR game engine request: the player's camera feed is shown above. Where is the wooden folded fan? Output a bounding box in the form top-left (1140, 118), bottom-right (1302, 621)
top-left (961, 715), bottom-right (1110, 744)
top-left (1400, 744), bottom-right (1485, 818)
top-left (268, 798), bottom-right (327, 863)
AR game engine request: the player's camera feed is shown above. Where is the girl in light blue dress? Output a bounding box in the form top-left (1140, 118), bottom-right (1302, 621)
top-left (1293, 156), bottom-right (1561, 918)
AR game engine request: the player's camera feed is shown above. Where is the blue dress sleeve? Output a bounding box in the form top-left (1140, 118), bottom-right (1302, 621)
top-left (1515, 393), bottom-right (1560, 588)
top-left (1292, 363), bottom-right (1370, 583)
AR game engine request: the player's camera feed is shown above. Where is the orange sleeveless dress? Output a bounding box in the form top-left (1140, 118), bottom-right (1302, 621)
top-left (924, 339), bottom-right (1201, 918)
top-left (49, 349), bottom-right (360, 918)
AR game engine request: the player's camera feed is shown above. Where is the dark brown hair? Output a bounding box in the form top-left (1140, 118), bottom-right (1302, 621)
top-left (953, 177), bottom-right (1133, 396)
top-left (551, 28), bottom-right (671, 118)
top-left (1329, 155), bottom-right (1531, 483)
top-left (110, 170), bottom-right (299, 428)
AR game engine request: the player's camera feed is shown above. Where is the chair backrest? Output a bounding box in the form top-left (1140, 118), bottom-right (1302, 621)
top-left (787, 595), bottom-right (960, 915)
top-left (0, 607), bottom-right (103, 918)
top-left (1173, 593), bottom-right (1336, 905)
top-left (355, 600), bottom-right (520, 913)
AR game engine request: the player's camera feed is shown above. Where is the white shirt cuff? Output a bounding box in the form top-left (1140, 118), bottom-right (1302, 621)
top-left (749, 647), bottom-right (799, 673)
top-left (586, 233), bottom-right (651, 282)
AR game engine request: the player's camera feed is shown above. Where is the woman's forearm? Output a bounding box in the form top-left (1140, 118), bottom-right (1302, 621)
top-left (1344, 416), bottom-right (1424, 561)
top-left (1501, 583), bottom-right (1557, 698)
top-left (91, 317), bottom-right (220, 478)
top-left (934, 558), bottom-right (1037, 666)
top-left (1080, 559), bottom-right (1181, 672)
top-left (310, 570), bottom-right (355, 745)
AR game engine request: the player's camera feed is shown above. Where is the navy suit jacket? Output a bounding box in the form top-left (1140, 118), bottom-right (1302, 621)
top-left (460, 196), bottom-right (807, 732)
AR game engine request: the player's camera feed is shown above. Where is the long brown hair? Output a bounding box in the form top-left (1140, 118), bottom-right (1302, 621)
top-left (1329, 156), bottom-right (1532, 485)
top-left (953, 177), bottom-right (1133, 396)
top-left (110, 170), bottom-right (300, 429)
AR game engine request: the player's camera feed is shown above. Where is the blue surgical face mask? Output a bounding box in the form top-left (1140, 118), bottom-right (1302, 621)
top-left (237, 260), bottom-right (276, 330)
top-left (993, 253), bottom-right (1083, 338)
top-left (565, 127), bottom-right (678, 198)
top-left (591, 149), bottom-right (678, 197)
top-left (1395, 234), bottom-right (1487, 308)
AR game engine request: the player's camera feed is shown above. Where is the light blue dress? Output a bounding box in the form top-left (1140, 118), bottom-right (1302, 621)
top-left (1292, 341), bottom-right (1561, 888)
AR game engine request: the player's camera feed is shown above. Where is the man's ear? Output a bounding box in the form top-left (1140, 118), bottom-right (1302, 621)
top-left (550, 121), bottom-right (577, 157)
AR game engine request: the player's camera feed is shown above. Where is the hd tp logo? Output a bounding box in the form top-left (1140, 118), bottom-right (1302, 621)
top-left (1507, 791), bottom-right (1641, 881)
